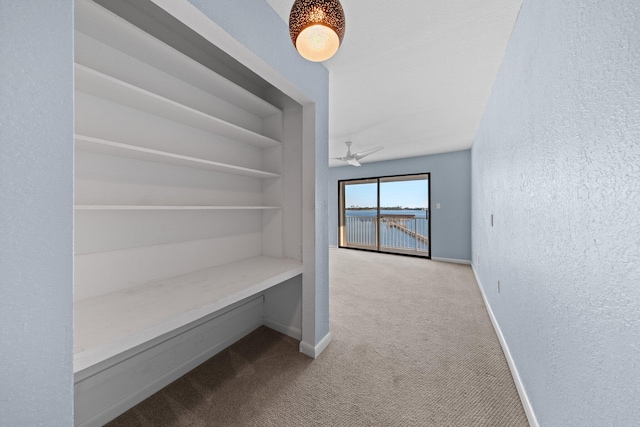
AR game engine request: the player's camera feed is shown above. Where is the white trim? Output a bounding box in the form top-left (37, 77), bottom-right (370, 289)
top-left (264, 317), bottom-right (302, 340)
top-left (299, 331), bottom-right (332, 359)
top-left (431, 257), bottom-right (471, 265)
top-left (471, 265), bottom-right (539, 427)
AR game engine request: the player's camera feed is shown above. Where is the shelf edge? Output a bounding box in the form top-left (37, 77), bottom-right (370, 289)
top-left (75, 134), bottom-right (281, 178)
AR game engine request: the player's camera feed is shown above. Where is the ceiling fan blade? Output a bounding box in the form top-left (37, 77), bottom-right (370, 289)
top-left (347, 158), bottom-right (361, 167)
top-left (331, 156), bottom-right (348, 161)
top-left (354, 146), bottom-right (383, 160)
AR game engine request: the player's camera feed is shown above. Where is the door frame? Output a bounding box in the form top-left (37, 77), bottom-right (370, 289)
top-left (338, 172), bottom-right (431, 259)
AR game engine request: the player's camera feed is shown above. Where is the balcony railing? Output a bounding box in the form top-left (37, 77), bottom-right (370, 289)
top-left (345, 216), bottom-right (378, 247)
top-left (344, 214), bottom-right (429, 256)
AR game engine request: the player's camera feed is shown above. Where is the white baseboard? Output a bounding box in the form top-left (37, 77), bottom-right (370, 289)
top-left (431, 256), bottom-right (471, 265)
top-left (299, 331), bottom-right (332, 359)
top-left (264, 317), bottom-right (302, 340)
top-left (471, 265), bottom-right (539, 427)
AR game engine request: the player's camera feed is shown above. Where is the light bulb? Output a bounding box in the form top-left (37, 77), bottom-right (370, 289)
top-left (296, 24), bottom-right (340, 62)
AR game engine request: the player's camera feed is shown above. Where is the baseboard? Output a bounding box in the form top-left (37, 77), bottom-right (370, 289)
top-left (431, 256), bottom-right (471, 265)
top-left (299, 331), bottom-right (332, 359)
top-left (471, 265), bottom-right (539, 427)
top-left (264, 317), bottom-right (302, 340)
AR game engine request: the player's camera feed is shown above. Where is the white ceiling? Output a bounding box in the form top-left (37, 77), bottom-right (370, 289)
top-left (267, 0), bottom-right (522, 166)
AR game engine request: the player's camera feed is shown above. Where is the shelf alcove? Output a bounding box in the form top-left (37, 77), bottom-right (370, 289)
top-left (73, 1), bottom-right (311, 425)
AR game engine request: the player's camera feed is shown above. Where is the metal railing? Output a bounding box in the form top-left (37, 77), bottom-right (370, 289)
top-left (344, 215), bottom-right (429, 255)
top-left (345, 216), bottom-right (378, 247)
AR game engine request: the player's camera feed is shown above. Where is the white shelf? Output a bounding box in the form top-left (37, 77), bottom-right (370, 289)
top-left (75, 135), bottom-right (280, 178)
top-left (74, 256), bottom-right (303, 372)
top-left (75, 205), bottom-right (281, 211)
top-left (75, 64), bottom-right (281, 148)
top-left (75, 0), bottom-right (281, 119)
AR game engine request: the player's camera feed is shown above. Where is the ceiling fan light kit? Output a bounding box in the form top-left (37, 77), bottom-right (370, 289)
top-left (289, 0), bottom-right (345, 62)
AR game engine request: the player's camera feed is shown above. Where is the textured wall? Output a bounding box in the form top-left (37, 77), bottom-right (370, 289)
top-left (0, 1), bottom-right (74, 425)
top-left (471, 0), bottom-right (640, 425)
top-left (328, 150), bottom-right (471, 261)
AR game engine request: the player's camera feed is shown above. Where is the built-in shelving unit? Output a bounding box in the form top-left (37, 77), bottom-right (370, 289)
top-left (73, 4), bottom-right (304, 422)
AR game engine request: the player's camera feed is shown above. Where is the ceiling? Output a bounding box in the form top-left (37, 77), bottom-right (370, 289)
top-left (266, 0), bottom-right (522, 166)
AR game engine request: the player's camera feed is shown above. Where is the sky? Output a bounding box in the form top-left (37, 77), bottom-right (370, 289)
top-left (344, 178), bottom-right (429, 209)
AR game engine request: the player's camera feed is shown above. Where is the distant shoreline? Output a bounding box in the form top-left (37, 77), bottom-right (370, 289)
top-left (345, 208), bottom-right (429, 219)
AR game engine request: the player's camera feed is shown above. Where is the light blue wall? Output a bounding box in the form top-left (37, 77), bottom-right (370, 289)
top-left (328, 150), bottom-right (471, 261)
top-left (0, 1), bottom-right (74, 426)
top-left (188, 0), bottom-right (330, 344)
top-left (471, 0), bottom-right (640, 425)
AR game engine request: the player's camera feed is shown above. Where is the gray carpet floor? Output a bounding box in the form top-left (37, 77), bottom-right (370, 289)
top-left (107, 249), bottom-right (528, 426)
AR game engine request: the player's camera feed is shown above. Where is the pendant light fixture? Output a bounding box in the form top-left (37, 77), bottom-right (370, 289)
top-left (289, 0), bottom-right (346, 62)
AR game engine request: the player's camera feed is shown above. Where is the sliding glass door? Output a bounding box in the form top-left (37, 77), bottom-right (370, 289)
top-left (339, 173), bottom-right (430, 258)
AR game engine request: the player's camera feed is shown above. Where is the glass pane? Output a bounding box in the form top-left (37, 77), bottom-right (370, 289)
top-left (379, 175), bottom-right (429, 256)
top-left (343, 180), bottom-right (378, 249)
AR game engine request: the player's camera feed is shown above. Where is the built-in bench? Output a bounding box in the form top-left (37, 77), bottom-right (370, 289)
top-left (74, 256), bottom-right (302, 372)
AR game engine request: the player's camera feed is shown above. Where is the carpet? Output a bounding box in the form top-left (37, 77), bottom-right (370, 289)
top-left (106, 248), bottom-right (528, 426)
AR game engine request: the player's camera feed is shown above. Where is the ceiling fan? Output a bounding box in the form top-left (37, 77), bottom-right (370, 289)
top-left (331, 141), bottom-right (384, 167)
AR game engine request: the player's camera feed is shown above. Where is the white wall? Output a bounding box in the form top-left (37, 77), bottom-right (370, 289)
top-left (0, 1), bottom-right (74, 425)
top-left (472, 0), bottom-right (640, 425)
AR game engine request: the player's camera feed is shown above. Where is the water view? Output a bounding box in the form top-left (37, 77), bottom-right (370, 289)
top-left (345, 209), bottom-right (429, 253)
top-left (340, 174), bottom-right (430, 256)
